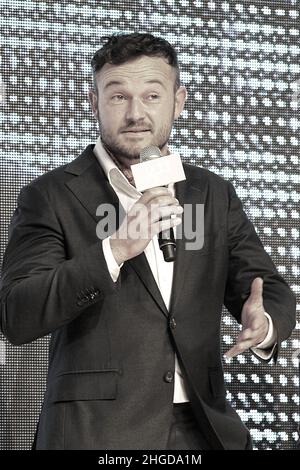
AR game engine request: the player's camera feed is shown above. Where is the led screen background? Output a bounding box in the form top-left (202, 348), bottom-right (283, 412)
top-left (0, 0), bottom-right (299, 450)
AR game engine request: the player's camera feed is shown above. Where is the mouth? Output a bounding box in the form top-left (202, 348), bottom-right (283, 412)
top-left (122, 130), bottom-right (151, 139)
top-left (122, 129), bottom-right (151, 134)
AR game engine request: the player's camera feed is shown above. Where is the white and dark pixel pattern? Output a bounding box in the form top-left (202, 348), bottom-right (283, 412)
top-left (0, 0), bottom-right (299, 450)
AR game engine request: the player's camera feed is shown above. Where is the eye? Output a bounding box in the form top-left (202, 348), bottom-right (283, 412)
top-left (111, 94), bottom-right (126, 102)
top-left (148, 94), bottom-right (159, 100)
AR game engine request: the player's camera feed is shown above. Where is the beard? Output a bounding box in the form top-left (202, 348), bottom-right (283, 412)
top-left (97, 97), bottom-right (176, 162)
top-left (98, 121), bottom-right (173, 162)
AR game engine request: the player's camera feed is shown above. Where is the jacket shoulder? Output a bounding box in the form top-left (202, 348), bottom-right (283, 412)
top-left (183, 162), bottom-right (233, 190)
top-left (19, 145), bottom-right (96, 195)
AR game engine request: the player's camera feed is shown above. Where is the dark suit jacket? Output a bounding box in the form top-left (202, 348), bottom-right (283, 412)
top-left (0, 145), bottom-right (296, 449)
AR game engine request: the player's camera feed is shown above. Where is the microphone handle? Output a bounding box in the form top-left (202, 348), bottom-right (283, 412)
top-left (158, 227), bottom-right (176, 262)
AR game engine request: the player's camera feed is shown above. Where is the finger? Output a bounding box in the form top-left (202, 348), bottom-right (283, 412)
top-left (150, 204), bottom-right (183, 223)
top-left (128, 197), bottom-right (178, 223)
top-left (238, 329), bottom-right (268, 350)
top-left (237, 328), bottom-right (255, 343)
top-left (149, 195), bottom-right (179, 209)
top-left (152, 216), bottom-right (182, 235)
top-left (238, 319), bottom-right (265, 340)
top-left (224, 338), bottom-right (255, 359)
top-left (140, 187), bottom-right (173, 205)
top-left (248, 277), bottom-right (264, 306)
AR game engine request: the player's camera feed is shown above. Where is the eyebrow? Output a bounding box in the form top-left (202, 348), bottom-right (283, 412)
top-left (103, 80), bottom-right (124, 90)
top-left (103, 79), bottom-right (166, 91)
top-left (144, 79), bottom-right (166, 89)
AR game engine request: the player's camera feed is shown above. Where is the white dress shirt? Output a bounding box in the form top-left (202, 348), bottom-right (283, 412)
top-left (93, 137), bottom-right (277, 403)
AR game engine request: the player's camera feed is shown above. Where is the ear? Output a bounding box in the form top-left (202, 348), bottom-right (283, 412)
top-left (174, 86), bottom-right (187, 120)
top-left (88, 88), bottom-right (99, 120)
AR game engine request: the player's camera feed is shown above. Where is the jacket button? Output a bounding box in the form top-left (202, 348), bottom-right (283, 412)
top-left (164, 371), bottom-right (174, 383)
top-left (169, 316), bottom-right (177, 329)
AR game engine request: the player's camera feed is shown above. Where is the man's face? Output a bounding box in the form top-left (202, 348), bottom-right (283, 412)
top-left (89, 55), bottom-right (186, 163)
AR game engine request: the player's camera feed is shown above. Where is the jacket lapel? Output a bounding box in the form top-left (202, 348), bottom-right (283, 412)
top-left (64, 145), bottom-right (122, 225)
top-left (169, 167), bottom-right (205, 313)
top-left (127, 256), bottom-right (169, 317)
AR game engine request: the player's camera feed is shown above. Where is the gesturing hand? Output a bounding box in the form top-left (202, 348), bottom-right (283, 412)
top-left (225, 277), bottom-right (269, 359)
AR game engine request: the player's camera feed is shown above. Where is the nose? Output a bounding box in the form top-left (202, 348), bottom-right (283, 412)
top-left (125, 97), bottom-right (146, 122)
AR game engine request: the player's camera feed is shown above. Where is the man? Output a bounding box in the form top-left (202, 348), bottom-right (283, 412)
top-left (0, 33), bottom-right (296, 450)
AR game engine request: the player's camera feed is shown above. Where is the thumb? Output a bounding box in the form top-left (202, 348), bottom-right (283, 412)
top-left (248, 277), bottom-right (263, 306)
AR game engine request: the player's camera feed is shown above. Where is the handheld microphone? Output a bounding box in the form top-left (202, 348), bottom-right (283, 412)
top-left (140, 145), bottom-right (176, 262)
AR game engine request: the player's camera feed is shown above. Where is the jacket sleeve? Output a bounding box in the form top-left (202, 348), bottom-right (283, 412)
top-left (223, 182), bottom-right (296, 362)
top-left (0, 183), bottom-right (120, 346)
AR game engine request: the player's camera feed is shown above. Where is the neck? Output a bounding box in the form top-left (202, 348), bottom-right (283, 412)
top-left (101, 141), bottom-right (170, 186)
top-left (102, 141), bottom-right (137, 186)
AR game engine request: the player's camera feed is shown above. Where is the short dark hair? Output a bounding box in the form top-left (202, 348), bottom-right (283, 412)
top-left (91, 33), bottom-right (180, 91)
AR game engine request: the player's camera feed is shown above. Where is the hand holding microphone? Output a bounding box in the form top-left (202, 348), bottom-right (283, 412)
top-left (139, 146), bottom-right (179, 262)
top-left (110, 186), bottom-right (183, 265)
top-left (110, 145), bottom-right (185, 265)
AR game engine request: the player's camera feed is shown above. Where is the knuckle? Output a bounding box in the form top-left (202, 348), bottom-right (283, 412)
top-left (252, 321), bottom-right (261, 330)
top-left (155, 187), bottom-right (170, 195)
top-left (156, 196), bottom-right (169, 206)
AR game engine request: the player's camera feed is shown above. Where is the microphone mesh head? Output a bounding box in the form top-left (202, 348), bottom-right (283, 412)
top-left (140, 145), bottom-right (161, 162)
